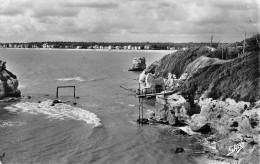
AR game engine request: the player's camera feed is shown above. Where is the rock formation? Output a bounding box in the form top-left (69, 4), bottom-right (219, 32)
top-left (144, 34), bottom-right (260, 163)
top-left (0, 60), bottom-right (21, 99)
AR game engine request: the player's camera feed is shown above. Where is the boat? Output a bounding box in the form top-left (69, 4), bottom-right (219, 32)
top-left (128, 57), bottom-right (146, 71)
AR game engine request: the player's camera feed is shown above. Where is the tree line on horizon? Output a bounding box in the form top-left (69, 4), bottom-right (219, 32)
top-left (0, 41), bottom-right (224, 50)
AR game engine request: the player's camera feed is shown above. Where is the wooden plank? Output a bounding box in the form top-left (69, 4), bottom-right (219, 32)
top-left (136, 91), bottom-right (175, 97)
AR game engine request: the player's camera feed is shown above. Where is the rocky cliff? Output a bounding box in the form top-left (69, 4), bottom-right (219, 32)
top-left (144, 34), bottom-right (260, 163)
top-left (0, 60), bottom-right (21, 99)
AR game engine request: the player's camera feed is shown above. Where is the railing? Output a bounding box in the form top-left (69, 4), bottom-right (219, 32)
top-left (56, 86), bottom-right (76, 98)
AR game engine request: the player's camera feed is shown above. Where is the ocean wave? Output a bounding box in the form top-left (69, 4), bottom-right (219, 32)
top-left (0, 121), bottom-right (26, 128)
top-left (88, 77), bottom-right (105, 82)
top-left (5, 100), bottom-right (102, 128)
top-left (57, 77), bottom-right (85, 82)
top-left (18, 85), bottom-right (26, 89)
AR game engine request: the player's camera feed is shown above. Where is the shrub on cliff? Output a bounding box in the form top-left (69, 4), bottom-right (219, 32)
top-left (180, 50), bottom-right (259, 102)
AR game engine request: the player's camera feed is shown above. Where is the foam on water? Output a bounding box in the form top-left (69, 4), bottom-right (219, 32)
top-left (0, 121), bottom-right (26, 128)
top-left (5, 100), bottom-right (102, 128)
top-left (57, 77), bottom-right (85, 82)
top-left (146, 109), bottom-right (154, 115)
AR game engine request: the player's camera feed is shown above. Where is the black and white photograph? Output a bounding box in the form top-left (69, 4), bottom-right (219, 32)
top-left (0, 0), bottom-right (259, 163)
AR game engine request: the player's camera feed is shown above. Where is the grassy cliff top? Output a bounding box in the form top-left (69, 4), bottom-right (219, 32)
top-left (150, 34), bottom-right (260, 102)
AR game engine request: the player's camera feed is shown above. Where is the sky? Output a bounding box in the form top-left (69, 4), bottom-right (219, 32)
top-left (0, 0), bottom-right (259, 43)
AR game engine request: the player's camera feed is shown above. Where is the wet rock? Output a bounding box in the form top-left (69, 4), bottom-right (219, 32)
top-left (0, 153), bottom-right (5, 163)
top-left (51, 99), bottom-right (63, 106)
top-left (137, 118), bottom-right (149, 124)
top-left (170, 128), bottom-right (188, 135)
top-left (0, 97), bottom-right (21, 102)
top-left (171, 147), bottom-right (185, 154)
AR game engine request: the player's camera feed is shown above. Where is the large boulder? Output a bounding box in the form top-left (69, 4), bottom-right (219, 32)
top-left (155, 94), bottom-right (190, 125)
top-left (188, 98), bottom-right (251, 134)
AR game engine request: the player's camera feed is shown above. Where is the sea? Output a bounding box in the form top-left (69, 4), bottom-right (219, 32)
top-left (0, 49), bottom-right (204, 164)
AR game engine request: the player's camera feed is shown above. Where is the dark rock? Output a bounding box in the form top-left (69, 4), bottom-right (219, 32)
top-left (171, 129), bottom-right (188, 135)
top-left (73, 102), bottom-right (77, 105)
top-left (0, 153), bottom-right (5, 162)
top-left (0, 97), bottom-right (21, 102)
top-left (27, 96), bottom-right (31, 99)
top-left (52, 100), bottom-right (63, 104)
top-left (51, 99), bottom-right (63, 106)
top-left (137, 118), bottom-right (149, 124)
top-left (171, 147), bottom-right (185, 154)
top-left (196, 123), bottom-right (212, 134)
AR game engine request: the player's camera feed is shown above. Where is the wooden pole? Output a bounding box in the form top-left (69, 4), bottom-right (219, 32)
top-left (74, 86), bottom-right (75, 98)
top-left (243, 30), bottom-right (246, 55)
top-left (141, 91), bottom-right (144, 125)
top-left (210, 35), bottom-right (213, 47)
top-left (138, 83), bottom-right (141, 122)
top-left (56, 87), bottom-right (59, 98)
top-left (222, 46), bottom-right (224, 59)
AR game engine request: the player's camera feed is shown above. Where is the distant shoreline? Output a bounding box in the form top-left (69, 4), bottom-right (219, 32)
top-left (0, 48), bottom-right (177, 54)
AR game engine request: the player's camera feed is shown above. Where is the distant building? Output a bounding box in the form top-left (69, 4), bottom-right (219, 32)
top-left (32, 44), bottom-right (39, 48)
top-left (93, 45), bottom-right (99, 49)
top-left (24, 44), bottom-right (29, 48)
top-left (115, 46), bottom-right (121, 50)
top-left (108, 45), bottom-right (114, 50)
top-left (128, 45), bottom-right (132, 50)
top-left (42, 43), bottom-right (48, 48)
top-left (133, 46), bottom-right (141, 50)
top-left (9, 43), bottom-right (14, 48)
top-left (76, 46), bottom-right (83, 49)
top-left (144, 45), bottom-right (151, 50)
